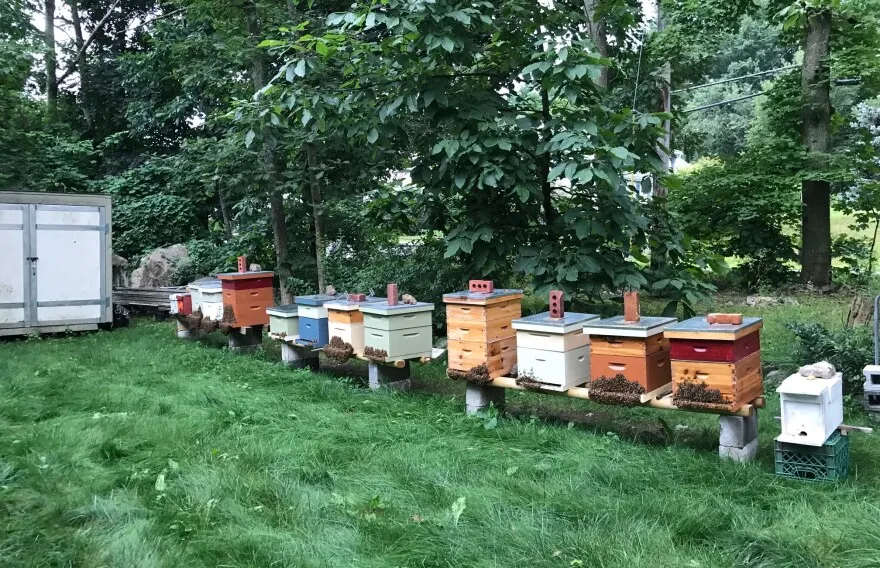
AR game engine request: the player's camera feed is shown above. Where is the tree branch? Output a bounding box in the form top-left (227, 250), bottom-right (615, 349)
top-left (57, 0), bottom-right (122, 84)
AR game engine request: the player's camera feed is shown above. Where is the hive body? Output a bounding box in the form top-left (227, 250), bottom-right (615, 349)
top-left (293, 294), bottom-right (337, 346)
top-left (324, 296), bottom-right (385, 353)
top-left (443, 289), bottom-right (523, 378)
top-left (776, 372), bottom-right (843, 446)
top-left (583, 316), bottom-right (676, 393)
top-left (665, 316), bottom-right (764, 410)
top-left (512, 312), bottom-right (599, 391)
top-left (217, 271), bottom-right (275, 328)
top-left (360, 302), bottom-right (435, 360)
top-left (267, 304), bottom-right (299, 338)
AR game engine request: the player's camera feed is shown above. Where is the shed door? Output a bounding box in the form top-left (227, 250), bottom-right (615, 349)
top-left (33, 205), bottom-right (108, 325)
top-left (0, 205), bottom-right (28, 327)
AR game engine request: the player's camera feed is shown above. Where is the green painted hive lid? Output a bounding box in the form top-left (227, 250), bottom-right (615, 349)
top-left (267, 304), bottom-right (298, 318)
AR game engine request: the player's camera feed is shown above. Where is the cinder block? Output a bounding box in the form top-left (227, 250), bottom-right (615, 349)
top-left (719, 438), bottom-right (758, 462)
top-left (549, 290), bottom-right (564, 319)
top-left (368, 361), bottom-right (411, 390)
top-left (228, 325), bottom-right (263, 352)
top-left (281, 342), bottom-right (319, 370)
top-left (864, 365), bottom-right (880, 387)
top-left (719, 408), bottom-right (758, 448)
top-left (469, 280), bottom-right (494, 293)
top-left (465, 383), bottom-right (505, 415)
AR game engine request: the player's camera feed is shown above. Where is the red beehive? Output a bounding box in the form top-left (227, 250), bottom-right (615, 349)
top-left (217, 269), bottom-right (275, 328)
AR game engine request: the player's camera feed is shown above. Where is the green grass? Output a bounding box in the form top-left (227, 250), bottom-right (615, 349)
top-left (831, 210), bottom-right (880, 260)
top-left (1, 295), bottom-right (879, 567)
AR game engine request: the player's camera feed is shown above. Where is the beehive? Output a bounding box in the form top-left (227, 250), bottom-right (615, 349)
top-left (188, 277), bottom-right (221, 312)
top-left (665, 315), bottom-right (764, 410)
top-left (512, 311), bottom-right (599, 391)
top-left (360, 301), bottom-right (434, 361)
top-left (198, 280), bottom-right (224, 321)
top-left (583, 316), bottom-right (676, 393)
top-left (324, 296), bottom-right (385, 354)
top-left (777, 372), bottom-right (843, 446)
top-left (443, 284), bottom-right (523, 379)
top-left (267, 304), bottom-right (299, 338)
top-left (293, 294), bottom-right (337, 346)
top-left (217, 270), bottom-right (275, 328)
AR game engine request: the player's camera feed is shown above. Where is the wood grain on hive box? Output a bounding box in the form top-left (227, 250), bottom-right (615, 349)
top-left (591, 348), bottom-right (673, 393)
top-left (663, 316), bottom-right (762, 341)
top-left (590, 335), bottom-right (669, 357)
top-left (217, 271), bottom-right (274, 328)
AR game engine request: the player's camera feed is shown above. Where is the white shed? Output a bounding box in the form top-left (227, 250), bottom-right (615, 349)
top-left (0, 191), bottom-right (113, 336)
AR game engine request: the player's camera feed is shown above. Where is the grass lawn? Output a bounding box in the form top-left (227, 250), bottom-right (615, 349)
top-left (1, 295), bottom-right (879, 567)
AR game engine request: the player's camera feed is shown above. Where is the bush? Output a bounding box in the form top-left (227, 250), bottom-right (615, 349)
top-left (786, 322), bottom-right (874, 395)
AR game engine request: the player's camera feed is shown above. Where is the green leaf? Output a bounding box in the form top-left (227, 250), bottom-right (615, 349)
top-left (244, 130), bottom-right (255, 148)
top-left (450, 497), bottom-right (466, 526)
top-left (257, 39), bottom-right (285, 48)
top-left (367, 128), bottom-right (378, 144)
top-left (610, 147), bottom-right (629, 160)
top-left (454, 172), bottom-right (466, 189)
top-left (294, 59), bottom-right (307, 78)
top-left (315, 41), bottom-right (329, 56)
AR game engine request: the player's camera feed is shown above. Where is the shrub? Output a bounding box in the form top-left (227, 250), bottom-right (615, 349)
top-left (786, 322), bottom-right (875, 395)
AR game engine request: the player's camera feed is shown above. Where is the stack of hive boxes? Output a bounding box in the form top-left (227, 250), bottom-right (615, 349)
top-left (583, 314), bottom-right (676, 395)
top-left (325, 293), bottom-right (385, 354)
top-left (293, 294), bottom-right (336, 347)
top-left (863, 365), bottom-right (880, 420)
top-left (665, 314), bottom-right (763, 410)
top-left (217, 257), bottom-right (274, 328)
top-left (360, 284), bottom-right (434, 361)
top-left (775, 365), bottom-right (847, 481)
top-left (267, 304), bottom-right (299, 338)
top-left (511, 290), bottom-right (598, 391)
top-left (443, 281), bottom-right (522, 379)
top-left (196, 279), bottom-right (224, 322)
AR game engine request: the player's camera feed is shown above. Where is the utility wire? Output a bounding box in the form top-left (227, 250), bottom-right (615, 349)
top-left (682, 91), bottom-right (766, 113)
top-left (672, 64), bottom-right (800, 94)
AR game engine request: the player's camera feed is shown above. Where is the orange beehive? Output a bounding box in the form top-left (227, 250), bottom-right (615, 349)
top-left (217, 270), bottom-right (274, 328)
top-left (443, 282), bottom-right (522, 379)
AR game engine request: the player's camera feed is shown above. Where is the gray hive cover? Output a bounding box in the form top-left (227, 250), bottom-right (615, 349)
top-left (513, 312), bottom-right (600, 334)
top-left (190, 277), bottom-right (221, 289)
top-left (294, 294), bottom-right (339, 306)
top-left (582, 315), bottom-right (677, 338)
top-left (360, 302), bottom-right (434, 315)
top-left (267, 304), bottom-right (298, 316)
top-left (442, 289), bottom-right (523, 302)
top-left (325, 296), bottom-right (386, 309)
top-left (664, 316), bottom-right (762, 337)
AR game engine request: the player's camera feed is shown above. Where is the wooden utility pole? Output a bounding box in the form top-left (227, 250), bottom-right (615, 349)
top-left (800, 7), bottom-right (832, 287)
top-left (655, 0), bottom-right (671, 196)
top-left (44, 0), bottom-right (58, 122)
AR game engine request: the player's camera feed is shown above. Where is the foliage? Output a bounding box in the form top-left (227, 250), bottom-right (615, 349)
top-left (786, 322), bottom-right (874, 394)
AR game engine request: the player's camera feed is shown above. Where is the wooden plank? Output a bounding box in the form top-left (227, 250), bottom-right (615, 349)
top-left (447, 318), bottom-right (516, 342)
top-left (328, 310), bottom-right (363, 324)
top-left (445, 300), bottom-right (521, 323)
top-left (639, 382), bottom-right (673, 403)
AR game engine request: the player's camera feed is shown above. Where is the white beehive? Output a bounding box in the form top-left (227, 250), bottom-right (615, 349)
top-left (199, 282), bottom-right (224, 321)
top-left (512, 311), bottom-right (599, 391)
top-left (776, 371), bottom-right (843, 446)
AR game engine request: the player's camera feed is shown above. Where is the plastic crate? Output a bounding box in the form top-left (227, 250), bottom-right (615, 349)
top-left (774, 431), bottom-right (849, 482)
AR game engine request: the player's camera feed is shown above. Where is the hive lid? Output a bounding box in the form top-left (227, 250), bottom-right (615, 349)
top-left (267, 304), bottom-right (298, 317)
top-left (512, 312), bottom-right (600, 334)
top-left (442, 289), bottom-right (523, 305)
top-left (189, 277), bottom-right (221, 290)
top-left (582, 315), bottom-right (677, 338)
top-left (324, 296), bottom-right (386, 311)
top-left (664, 316), bottom-right (762, 340)
top-left (217, 270), bottom-right (274, 281)
top-left (777, 372), bottom-right (842, 396)
top-left (360, 302), bottom-right (434, 316)
top-left (294, 294), bottom-right (339, 306)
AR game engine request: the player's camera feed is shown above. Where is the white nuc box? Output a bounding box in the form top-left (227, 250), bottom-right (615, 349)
top-left (776, 372), bottom-right (843, 446)
top-left (512, 312), bottom-right (600, 391)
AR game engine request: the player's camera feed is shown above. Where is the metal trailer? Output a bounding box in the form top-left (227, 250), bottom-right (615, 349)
top-left (0, 191), bottom-right (113, 337)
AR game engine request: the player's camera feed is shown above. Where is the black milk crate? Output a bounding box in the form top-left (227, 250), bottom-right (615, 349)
top-left (774, 431), bottom-right (849, 482)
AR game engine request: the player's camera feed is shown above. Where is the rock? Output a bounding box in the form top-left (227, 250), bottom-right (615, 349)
top-left (799, 361), bottom-right (836, 379)
top-left (112, 254), bottom-right (130, 287)
top-left (745, 295), bottom-right (780, 308)
top-left (402, 293), bottom-right (417, 305)
top-left (248, 263), bottom-right (262, 272)
top-left (325, 284), bottom-right (337, 296)
top-left (129, 244), bottom-right (189, 288)
top-left (782, 296), bottom-right (800, 306)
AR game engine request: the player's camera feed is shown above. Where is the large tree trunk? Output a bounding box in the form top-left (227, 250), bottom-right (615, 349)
top-left (800, 8), bottom-right (832, 287)
top-left (68, 0), bottom-right (93, 133)
top-left (305, 143), bottom-right (327, 292)
top-left (244, 0), bottom-right (292, 303)
top-left (539, 87), bottom-right (557, 229)
top-left (216, 179), bottom-right (234, 239)
top-left (654, 0), bottom-right (671, 196)
top-left (44, 0), bottom-right (58, 122)
top-left (582, 0), bottom-right (608, 88)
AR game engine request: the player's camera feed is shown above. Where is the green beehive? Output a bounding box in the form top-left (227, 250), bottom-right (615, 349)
top-left (360, 301), bottom-right (434, 361)
top-left (267, 304), bottom-right (299, 338)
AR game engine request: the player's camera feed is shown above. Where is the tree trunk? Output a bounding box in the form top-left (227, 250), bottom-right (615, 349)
top-left (244, 0), bottom-right (292, 303)
top-left (654, 1), bottom-right (671, 196)
top-left (800, 8), bottom-right (832, 287)
top-left (539, 87), bottom-right (557, 228)
top-left (68, 0), bottom-right (93, 133)
top-left (582, 0), bottom-right (608, 88)
top-left (216, 179), bottom-right (234, 239)
top-left (44, 0), bottom-right (58, 122)
top-left (305, 143), bottom-right (327, 292)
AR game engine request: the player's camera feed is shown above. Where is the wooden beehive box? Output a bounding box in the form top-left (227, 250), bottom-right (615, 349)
top-left (583, 316), bottom-right (676, 393)
top-left (512, 312), bottom-right (599, 391)
top-left (267, 304), bottom-right (299, 338)
top-left (198, 280), bottom-right (224, 321)
top-left (665, 316), bottom-right (764, 410)
top-left (293, 294), bottom-right (337, 346)
top-left (217, 270), bottom-right (275, 328)
top-left (360, 301), bottom-right (434, 361)
top-left (324, 296), bottom-right (385, 353)
top-left (443, 287), bottom-right (523, 378)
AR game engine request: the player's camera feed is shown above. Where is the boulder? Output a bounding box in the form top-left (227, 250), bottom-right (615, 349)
top-left (130, 244), bottom-right (189, 288)
top-left (745, 295), bottom-right (780, 308)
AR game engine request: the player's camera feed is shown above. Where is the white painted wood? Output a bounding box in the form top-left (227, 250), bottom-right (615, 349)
top-left (516, 345), bottom-right (590, 391)
top-left (363, 311), bottom-right (432, 331)
top-left (516, 328), bottom-right (589, 352)
top-left (35, 223), bottom-right (101, 324)
top-left (0, 207), bottom-right (25, 325)
top-left (330, 321), bottom-right (365, 352)
top-left (297, 305), bottom-right (328, 319)
top-left (202, 301), bottom-right (225, 322)
top-left (35, 208), bottom-right (100, 226)
top-left (777, 372), bottom-right (843, 446)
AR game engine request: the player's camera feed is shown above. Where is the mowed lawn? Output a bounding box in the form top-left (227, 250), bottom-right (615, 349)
top-left (2, 296), bottom-right (880, 567)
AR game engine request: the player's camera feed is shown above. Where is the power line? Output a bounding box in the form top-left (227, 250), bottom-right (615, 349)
top-left (672, 64), bottom-right (800, 94)
top-left (682, 91), bottom-right (767, 113)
